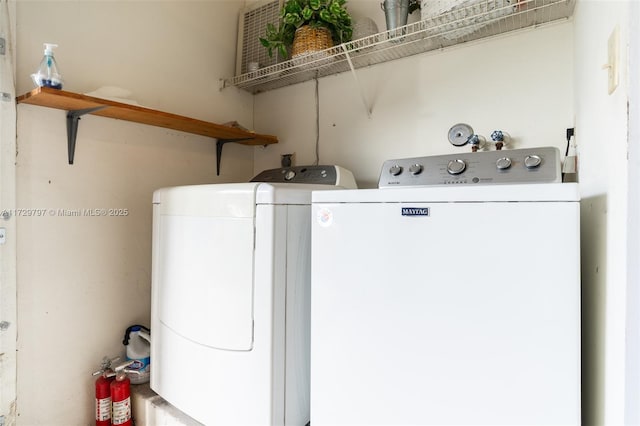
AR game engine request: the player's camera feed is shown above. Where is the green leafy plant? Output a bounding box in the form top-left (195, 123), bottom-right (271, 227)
top-left (260, 0), bottom-right (353, 59)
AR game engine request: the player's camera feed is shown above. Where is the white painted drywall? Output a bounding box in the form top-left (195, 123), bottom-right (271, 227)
top-left (0, 0), bottom-right (17, 423)
top-left (625, 2), bottom-right (640, 423)
top-left (15, 1), bottom-right (253, 424)
top-left (573, 1), bottom-right (631, 425)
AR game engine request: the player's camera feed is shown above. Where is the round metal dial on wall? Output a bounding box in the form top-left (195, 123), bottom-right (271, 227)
top-left (448, 123), bottom-right (474, 147)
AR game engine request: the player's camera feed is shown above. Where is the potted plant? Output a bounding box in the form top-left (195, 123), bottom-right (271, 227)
top-left (260, 0), bottom-right (353, 60)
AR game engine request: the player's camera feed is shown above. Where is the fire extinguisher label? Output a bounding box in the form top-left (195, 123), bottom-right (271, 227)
top-left (96, 397), bottom-right (111, 421)
top-left (112, 396), bottom-right (131, 425)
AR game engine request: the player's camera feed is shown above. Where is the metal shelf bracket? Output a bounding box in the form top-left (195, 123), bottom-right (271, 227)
top-left (216, 138), bottom-right (252, 176)
top-left (66, 106), bottom-right (107, 164)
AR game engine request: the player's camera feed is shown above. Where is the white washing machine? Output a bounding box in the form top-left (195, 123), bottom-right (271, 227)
top-left (311, 147), bottom-right (580, 425)
top-left (150, 166), bottom-right (356, 426)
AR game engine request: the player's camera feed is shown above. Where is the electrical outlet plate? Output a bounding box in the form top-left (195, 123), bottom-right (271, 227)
top-left (608, 26), bottom-right (619, 95)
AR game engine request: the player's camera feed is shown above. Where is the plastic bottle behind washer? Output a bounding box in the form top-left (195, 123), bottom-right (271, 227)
top-left (122, 325), bottom-right (151, 384)
top-left (31, 43), bottom-right (63, 89)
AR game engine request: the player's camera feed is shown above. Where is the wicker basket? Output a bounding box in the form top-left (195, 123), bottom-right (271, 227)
top-left (291, 25), bottom-right (333, 59)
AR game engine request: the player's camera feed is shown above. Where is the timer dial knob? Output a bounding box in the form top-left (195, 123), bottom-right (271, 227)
top-left (496, 157), bottom-right (512, 170)
top-left (524, 155), bottom-right (542, 169)
top-left (447, 159), bottom-right (466, 175)
top-left (284, 170), bottom-right (296, 181)
top-left (389, 165), bottom-right (403, 176)
top-left (409, 164), bottom-right (423, 175)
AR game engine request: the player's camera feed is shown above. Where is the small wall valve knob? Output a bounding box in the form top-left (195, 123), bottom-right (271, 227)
top-left (491, 130), bottom-right (508, 150)
top-left (491, 130), bottom-right (504, 142)
top-left (448, 123), bottom-right (474, 147)
top-left (468, 134), bottom-right (485, 152)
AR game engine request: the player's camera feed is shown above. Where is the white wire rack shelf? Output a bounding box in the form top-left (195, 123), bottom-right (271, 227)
top-left (223, 0), bottom-right (575, 94)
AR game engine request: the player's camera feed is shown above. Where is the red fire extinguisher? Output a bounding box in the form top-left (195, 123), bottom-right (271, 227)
top-left (111, 360), bottom-right (135, 426)
top-left (92, 357), bottom-right (119, 426)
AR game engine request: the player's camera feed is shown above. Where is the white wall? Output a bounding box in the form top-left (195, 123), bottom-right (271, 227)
top-left (15, 1), bottom-right (252, 424)
top-left (0, 0), bottom-right (18, 422)
top-left (625, 2), bottom-right (640, 423)
top-left (573, 1), bottom-right (631, 425)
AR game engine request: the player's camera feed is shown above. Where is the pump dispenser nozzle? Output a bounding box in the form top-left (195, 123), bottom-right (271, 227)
top-left (43, 43), bottom-right (57, 55)
top-left (31, 42), bottom-right (63, 89)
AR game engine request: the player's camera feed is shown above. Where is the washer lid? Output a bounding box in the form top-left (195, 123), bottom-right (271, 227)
top-left (153, 183), bottom-right (261, 218)
top-left (255, 183), bottom-right (355, 205)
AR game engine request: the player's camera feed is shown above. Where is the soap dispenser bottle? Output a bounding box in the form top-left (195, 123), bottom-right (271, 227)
top-left (31, 43), bottom-right (63, 89)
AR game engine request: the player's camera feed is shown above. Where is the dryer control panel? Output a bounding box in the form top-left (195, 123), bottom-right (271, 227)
top-left (252, 165), bottom-right (357, 188)
top-left (378, 147), bottom-right (561, 188)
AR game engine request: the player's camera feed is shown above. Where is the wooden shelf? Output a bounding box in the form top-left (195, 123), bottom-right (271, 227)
top-left (16, 87), bottom-right (278, 174)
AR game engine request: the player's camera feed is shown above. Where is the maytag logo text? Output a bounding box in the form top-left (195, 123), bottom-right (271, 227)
top-left (401, 207), bottom-right (430, 216)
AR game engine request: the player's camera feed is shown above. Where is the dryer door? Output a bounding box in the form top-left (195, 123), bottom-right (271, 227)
top-left (154, 185), bottom-right (257, 351)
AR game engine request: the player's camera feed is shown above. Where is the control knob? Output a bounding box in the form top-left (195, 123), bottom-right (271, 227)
top-left (447, 159), bottom-right (466, 175)
top-left (409, 164), bottom-right (423, 175)
top-left (524, 155), bottom-right (542, 169)
top-left (284, 170), bottom-right (296, 181)
top-left (496, 157), bottom-right (512, 170)
top-left (389, 165), bottom-right (403, 176)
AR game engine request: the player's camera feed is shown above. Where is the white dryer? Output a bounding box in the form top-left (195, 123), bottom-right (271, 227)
top-left (150, 166), bottom-right (356, 426)
top-left (311, 148), bottom-right (580, 425)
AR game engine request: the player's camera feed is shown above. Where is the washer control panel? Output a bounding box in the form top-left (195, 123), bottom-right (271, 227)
top-left (252, 165), bottom-right (342, 185)
top-left (378, 147), bottom-right (561, 188)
